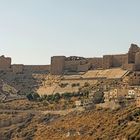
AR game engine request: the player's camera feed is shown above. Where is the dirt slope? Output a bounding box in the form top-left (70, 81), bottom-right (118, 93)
top-left (0, 100), bottom-right (140, 140)
top-left (34, 105), bottom-right (140, 140)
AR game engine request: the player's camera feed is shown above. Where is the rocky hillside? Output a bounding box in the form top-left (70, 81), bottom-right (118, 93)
top-left (0, 78), bottom-right (20, 102)
top-left (34, 105), bottom-right (140, 140)
top-left (0, 101), bottom-right (139, 140)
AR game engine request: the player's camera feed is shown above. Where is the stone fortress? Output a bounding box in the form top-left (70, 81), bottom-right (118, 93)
top-left (1, 44), bottom-right (140, 74)
top-left (51, 43), bottom-right (140, 74)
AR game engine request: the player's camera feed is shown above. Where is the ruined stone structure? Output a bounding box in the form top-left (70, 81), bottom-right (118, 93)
top-left (1, 43), bottom-right (140, 75)
top-left (87, 57), bottom-right (103, 69)
top-left (11, 65), bottom-right (50, 74)
top-left (51, 56), bottom-right (65, 75)
top-left (12, 64), bottom-right (24, 73)
top-left (51, 44), bottom-right (140, 75)
top-left (0, 55), bottom-right (11, 71)
top-left (128, 72), bottom-right (140, 86)
top-left (23, 65), bottom-right (50, 73)
top-left (64, 56), bottom-right (90, 72)
top-left (103, 54), bottom-right (127, 69)
top-left (0, 55), bottom-right (50, 74)
top-left (128, 44), bottom-right (140, 63)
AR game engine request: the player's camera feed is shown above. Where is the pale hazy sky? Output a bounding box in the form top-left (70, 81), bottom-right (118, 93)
top-left (0, 0), bottom-right (140, 64)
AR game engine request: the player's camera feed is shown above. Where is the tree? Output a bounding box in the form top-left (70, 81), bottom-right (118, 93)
top-left (26, 93), bottom-right (34, 101)
top-left (93, 91), bottom-right (104, 104)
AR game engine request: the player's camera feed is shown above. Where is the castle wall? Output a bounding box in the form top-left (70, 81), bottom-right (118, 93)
top-left (112, 54), bottom-right (127, 67)
top-left (122, 54), bottom-right (128, 65)
top-left (12, 64), bottom-right (24, 73)
top-left (103, 55), bottom-right (113, 69)
top-left (0, 55), bottom-right (11, 70)
top-left (64, 57), bottom-right (102, 72)
top-left (134, 52), bottom-right (140, 71)
top-left (64, 60), bottom-right (81, 72)
top-left (77, 63), bottom-right (90, 72)
top-left (52, 57), bottom-right (103, 73)
top-left (64, 57), bottom-right (89, 72)
top-left (51, 56), bottom-right (65, 75)
top-left (1, 43), bottom-right (140, 75)
top-left (135, 52), bottom-right (140, 65)
top-left (24, 65), bottom-right (50, 73)
top-left (88, 58), bottom-right (103, 69)
top-left (122, 44), bottom-right (140, 71)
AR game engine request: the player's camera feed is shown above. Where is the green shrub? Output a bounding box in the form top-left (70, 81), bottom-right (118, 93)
top-left (59, 83), bottom-right (68, 88)
top-left (62, 92), bottom-right (71, 99)
top-left (92, 91), bottom-right (104, 104)
top-left (71, 83), bottom-right (80, 87)
top-left (26, 92), bottom-right (40, 101)
top-left (53, 93), bottom-right (61, 102)
top-left (46, 95), bottom-right (54, 101)
top-left (44, 93), bottom-right (61, 102)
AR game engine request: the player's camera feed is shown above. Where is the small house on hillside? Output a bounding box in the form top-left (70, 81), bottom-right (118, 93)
top-left (104, 88), bottom-right (127, 103)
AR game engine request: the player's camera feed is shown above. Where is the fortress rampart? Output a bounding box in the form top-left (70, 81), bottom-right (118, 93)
top-left (1, 43), bottom-right (140, 75)
top-left (50, 44), bottom-right (140, 74)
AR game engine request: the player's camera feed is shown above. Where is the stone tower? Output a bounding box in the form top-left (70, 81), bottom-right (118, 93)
top-left (135, 51), bottom-right (140, 65)
top-left (51, 56), bottom-right (65, 75)
top-left (128, 44), bottom-right (140, 63)
top-left (0, 55), bottom-right (11, 70)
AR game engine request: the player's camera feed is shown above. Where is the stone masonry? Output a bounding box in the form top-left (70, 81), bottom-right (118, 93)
top-left (50, 44), bottom-right (140, 75)
top-left (1, 43), bottom-right (140, 75)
